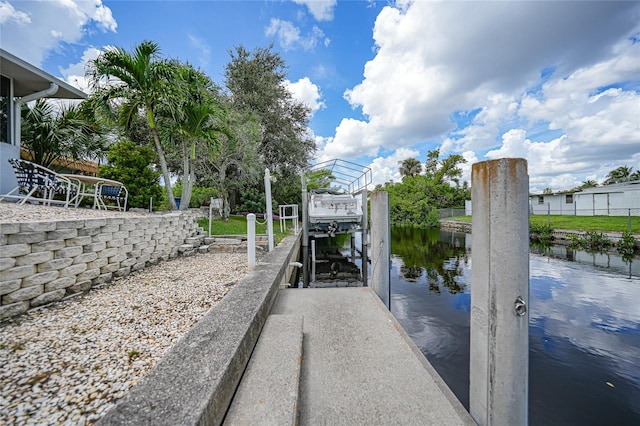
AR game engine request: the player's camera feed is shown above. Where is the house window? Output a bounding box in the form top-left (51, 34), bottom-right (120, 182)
top-left (538, 196), bottom-right (544, 205)
top-left (0, 75), bottom-right (10, 145)
top-left (566, 194), bottom-right (573, 204)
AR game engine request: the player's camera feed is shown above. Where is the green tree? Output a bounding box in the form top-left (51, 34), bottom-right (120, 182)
top-left (224, 44), bottom-right (316, 176)
top-left (378, 151), bottom-right (469, 228)
top-left (398, 158), bottom-right (422, 179)
top-left (423, 149), bottom-right (466, 186)
top-left (88, 40), bottom-right (180, 209)
top-left (98, 140), bottom-right (163, 209)
top-left (604, 165), bottom-right (633, 185)
top-left (571, 180), bottom-right (598, 192)
top-left (305, 169), bottom-right (336, 190)
top-left (161, 63), bottom-right (228, 210)
top-left (194, 106), bottom-right (263, 216)
top-left (20, 99), bottom-right (106, 170)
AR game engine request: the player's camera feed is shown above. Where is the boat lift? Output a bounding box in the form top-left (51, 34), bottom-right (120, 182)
top-left (301, 159), bottom-right (372, 288)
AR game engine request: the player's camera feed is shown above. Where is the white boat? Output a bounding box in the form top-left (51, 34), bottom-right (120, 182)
top-left (308, 189), bottom-right (363, 235)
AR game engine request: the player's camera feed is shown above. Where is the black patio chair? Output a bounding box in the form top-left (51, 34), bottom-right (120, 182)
top-left (97, 183), bottom-right (128, 211)
top-left (0, 158), bottom-right (77, 207)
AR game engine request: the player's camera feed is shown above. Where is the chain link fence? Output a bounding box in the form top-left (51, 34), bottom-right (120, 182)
top-left (438, 208), bottom-right (466, 218)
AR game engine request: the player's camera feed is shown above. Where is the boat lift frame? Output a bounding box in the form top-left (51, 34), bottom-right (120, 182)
top-left (301, 159), bottom-right (372, 288)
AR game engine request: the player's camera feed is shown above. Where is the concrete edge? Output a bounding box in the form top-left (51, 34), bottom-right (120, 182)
top-left (368, 288), bottom-right (477, 425)
top-left (223, 314), bottom-right (304, 426)
top-left (97, 233), bottom-right (302, 426)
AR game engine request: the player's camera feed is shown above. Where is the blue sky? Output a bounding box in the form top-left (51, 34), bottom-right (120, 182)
top-left (2, 0), bottom-right (639, 192)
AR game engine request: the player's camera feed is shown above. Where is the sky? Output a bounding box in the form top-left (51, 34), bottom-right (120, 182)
top-left (1, 0), bottom-right (639, 193)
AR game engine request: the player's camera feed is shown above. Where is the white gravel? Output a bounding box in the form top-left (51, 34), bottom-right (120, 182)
top-left (0, 202), bottom-right (251, 425)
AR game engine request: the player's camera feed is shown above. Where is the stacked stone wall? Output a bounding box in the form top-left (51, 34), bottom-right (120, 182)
top-left (0, 212), bottom-right (203, 320)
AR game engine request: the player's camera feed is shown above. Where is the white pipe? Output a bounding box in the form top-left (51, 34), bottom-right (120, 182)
top-left (264, 168), bottom-right (274, 251)
top-left (247, 213), bottom-right (256, 269)
top-left (14, 83), bottom-right (59, 149)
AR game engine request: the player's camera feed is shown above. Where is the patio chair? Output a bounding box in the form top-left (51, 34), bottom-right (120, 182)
top-left (97, 182), bottom-right (128, 211)
top-left (0, 158), bottom-right (78, 207)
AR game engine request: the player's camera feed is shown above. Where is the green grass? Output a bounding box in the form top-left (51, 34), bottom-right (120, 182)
top-left (198, 215), bottom-right (289, 243)
top-left (446, 215), bottom-right (639, 233)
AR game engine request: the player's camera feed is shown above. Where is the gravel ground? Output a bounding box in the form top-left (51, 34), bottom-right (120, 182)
top-left (0, 202), bottom-right (155, 223)
top-left (0, 202), bottom-right (251, 425)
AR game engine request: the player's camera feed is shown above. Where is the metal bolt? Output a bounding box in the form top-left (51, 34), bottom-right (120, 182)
top-left (514, 296), bottom-right (527, 317)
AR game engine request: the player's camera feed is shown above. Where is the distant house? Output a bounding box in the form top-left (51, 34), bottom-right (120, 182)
top-left (530, 180), bottom-right (640, 216)
top-left (0, 48), bottom-right (87, 196)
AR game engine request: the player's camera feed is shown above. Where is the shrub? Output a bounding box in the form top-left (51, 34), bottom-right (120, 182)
top-left (616, 231), bottom-right (637, 257)
top-left (530, 223), bottom-right (554, 243)
top-left (99, 140), bottom-right (163, 210)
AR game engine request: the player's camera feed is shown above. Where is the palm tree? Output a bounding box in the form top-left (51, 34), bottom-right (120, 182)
top-left (398, 158), bottom-right (422, 178)
top-left (576, 180), bottom-right (598, 191)
top-left (604, 166), bottom-right (633, 185)
top-left (87, 40), bottom-right (179, 209)
top-left (21, 99), bottom-right (105, 170)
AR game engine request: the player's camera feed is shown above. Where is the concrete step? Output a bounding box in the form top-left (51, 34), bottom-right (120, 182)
top-left (223, 314), bottom-right (304, 426)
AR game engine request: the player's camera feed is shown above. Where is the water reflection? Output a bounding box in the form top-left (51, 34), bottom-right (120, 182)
top-left (389, 227), bottom-right (640, 425)
top-left (391, 227), bottom-right (470, 294)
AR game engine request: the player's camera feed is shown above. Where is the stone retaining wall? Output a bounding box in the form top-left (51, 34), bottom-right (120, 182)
top-left (0, 212), bottom-right (204, 320)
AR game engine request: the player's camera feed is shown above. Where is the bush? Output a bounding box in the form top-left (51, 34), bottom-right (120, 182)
top-left (616, 231), bottom-right (637, 256)
top-left (530, 223), bottom-right (554, 244)
top-left (172, 182), bottom-right (219, 208)
top-left (98, 140), bottom-right (163, 210)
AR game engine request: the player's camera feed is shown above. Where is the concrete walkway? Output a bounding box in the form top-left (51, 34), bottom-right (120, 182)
top-left (267, 287), bottom-right (475, 425)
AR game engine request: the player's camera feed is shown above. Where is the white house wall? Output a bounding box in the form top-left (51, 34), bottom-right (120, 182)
top-left (575, 189), bottom-right (640, 216)
top-left (529, 194), bottom-right (575, 216)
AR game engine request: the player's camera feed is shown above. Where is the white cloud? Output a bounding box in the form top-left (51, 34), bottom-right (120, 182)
top-left (291, 0), bottom-right (336, 21)
top-left (368, 147), bottom-right (420, 187)
top-left (188, 34), bottom-right (211, 70)
top-left (0, 1), bottom-right (30, 25)
top-left (285, 77), bottom-right (325, 114)
top-left (265, 18), bottom-right (329, 51)
top-left (330, 0), bottom-right (640, 191)
top-left (59, 47), bottom-right (102, 93)
top-left (0, 0), bottom-right (117, 67)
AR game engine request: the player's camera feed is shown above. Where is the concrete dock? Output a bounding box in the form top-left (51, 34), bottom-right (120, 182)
top-left (227, 287), bottom-right (475, 425)
top-left (98, 235), bottom-right (476, 426)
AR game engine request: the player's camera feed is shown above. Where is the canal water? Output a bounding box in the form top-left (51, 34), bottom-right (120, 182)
top-left (388, 227), bottom-right (640, 425)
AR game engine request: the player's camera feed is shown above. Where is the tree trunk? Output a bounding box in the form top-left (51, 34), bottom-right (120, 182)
top-left (150, 127), bottom-right (177, 210)
top-left (180, 141), bottom-right (193, 210)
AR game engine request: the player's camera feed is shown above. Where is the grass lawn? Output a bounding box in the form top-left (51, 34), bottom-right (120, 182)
top-left (198, 215), bottom-right (289, 242)
top-left (446, 215), bottom-right (640, 233)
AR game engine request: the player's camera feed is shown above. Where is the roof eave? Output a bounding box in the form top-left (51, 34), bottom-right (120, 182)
top-left (0, 48), bottom-right (87, 100)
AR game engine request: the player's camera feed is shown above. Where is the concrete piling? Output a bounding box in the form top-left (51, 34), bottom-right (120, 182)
top-left (370, 191), bottom-right (390, 309)
top-left (470, 158), bottom-right (529, 426)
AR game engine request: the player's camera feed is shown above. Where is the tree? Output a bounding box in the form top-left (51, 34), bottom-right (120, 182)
top-left (571, 180), bottom-right (598, 192)
top-left (305, 169), bottom-right (336, 190)
top-left (381, 151), bottom-right (469, 228)
top-left (98, 140), bottom-right (163, 209)
top-left (543, 188), bottom-right (553, 194)
top-left (398, 158), bottom-right (422, 179)
top-left (604, 165), bottom-right (633, 185)
top-left (87, 40), bottom-right (180, 209)
top-left (423, 149), bottom-right (467, 186)
top-left (160, 63), bottom-right (227, 210)
top-left (193, 106), bottom-right (263, 216)
top-left (20, 99), bottom-right (106, 170)
top-left (224, 44), bottom-right (315, 177)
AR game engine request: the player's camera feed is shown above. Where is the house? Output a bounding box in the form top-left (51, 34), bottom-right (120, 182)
top-left (0, 48), bottom-right (87, 196)
top-left (530, 180), bottom-right (640, 216)
top-left (529, 191), bottom-right (577, 215)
